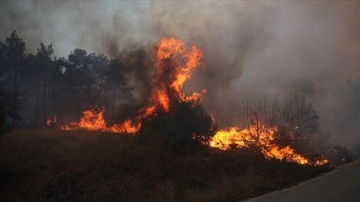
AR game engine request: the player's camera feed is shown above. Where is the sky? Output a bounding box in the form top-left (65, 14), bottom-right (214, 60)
top-left (1, 0), bottom-right (360, 147)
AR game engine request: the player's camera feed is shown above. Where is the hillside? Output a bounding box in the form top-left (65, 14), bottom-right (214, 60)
top-left (0, 129), bottom-right (331, 201)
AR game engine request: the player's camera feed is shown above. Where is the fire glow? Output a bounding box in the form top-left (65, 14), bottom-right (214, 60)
top-left (60, 109), bottom-right (140, 133)
top-left (209, 122), bottom-right (328, 166)
top-left (60, 37), bottom-right (328, 166)
top-left (61, 37), bottom-right (204, 133)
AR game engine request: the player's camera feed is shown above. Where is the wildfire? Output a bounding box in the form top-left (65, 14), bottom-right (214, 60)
top-left (59, 37), bottom-right (329, 166)
top-left (209, 122), bottom-right (328, 166)
top-left (142, 37), bottom-right (204, 115)
top-left (60, 37), bottom-right (204, 134)
top-left (60, 109), bottom-right (140, 133)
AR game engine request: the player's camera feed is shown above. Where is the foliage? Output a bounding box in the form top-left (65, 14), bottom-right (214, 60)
top-left (0, 31), bottom-right (132, 128)
top-left (0, 84), bottom-right (20, 135)
top-left (0, 94), bottom-right (8, 136)
top-left (138, 102), bottom-right (217, 153)
top-left (0, 31), bottom-right (24, 128)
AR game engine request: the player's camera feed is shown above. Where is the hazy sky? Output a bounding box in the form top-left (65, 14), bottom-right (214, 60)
top-left (1, 0), bottom-right (360, 147)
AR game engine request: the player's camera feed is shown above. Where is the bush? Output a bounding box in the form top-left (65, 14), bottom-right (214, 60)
top-left (326, 144), bottom-right (353, 165)
top-left (138, 102), bottom-right (217, 153)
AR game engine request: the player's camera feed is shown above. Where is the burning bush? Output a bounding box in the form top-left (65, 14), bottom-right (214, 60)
top-left (138, 101), bottom-right (217, 153)
top-left (57, 37), bottom-right (331, 166)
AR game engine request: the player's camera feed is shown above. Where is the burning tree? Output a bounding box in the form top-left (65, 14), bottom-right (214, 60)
top-left (235, 94), bottom-right (322, 152)
top-left (59, 37), bottom-right (328, 166)
top-left (61, 37), bottom-right (206, 134)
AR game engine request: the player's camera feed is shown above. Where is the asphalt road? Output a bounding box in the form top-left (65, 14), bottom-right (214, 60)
top-left (246, 159), bottom-right (360, 202)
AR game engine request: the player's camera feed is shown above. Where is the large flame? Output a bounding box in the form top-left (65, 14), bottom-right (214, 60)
top-left (60, 37), bottom-right (204, 134)
top-left (209, 122), bottom-right (328, 166)
top-left (60, 37), bottom-right (328, 166)
top-left (144, 37), bottom-right (204, 114)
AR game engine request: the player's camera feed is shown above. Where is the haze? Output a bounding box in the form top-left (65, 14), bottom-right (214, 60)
top-left (1, 0), bottom-right (359, 148)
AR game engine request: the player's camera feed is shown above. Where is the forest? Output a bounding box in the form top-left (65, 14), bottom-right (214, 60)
top-left (1, 31), bottom-right (359, 156)
top-left (0, 31), bottom-right (358, 201)
top-left (2, 1), bottom-right (360, 200)
top-left (0, 31), bottom-right (136, 131)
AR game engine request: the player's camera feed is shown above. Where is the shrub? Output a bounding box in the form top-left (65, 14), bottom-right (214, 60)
top-left (138, 102), bottom-right (217, 153)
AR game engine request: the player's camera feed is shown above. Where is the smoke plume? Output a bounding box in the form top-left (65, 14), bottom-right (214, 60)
top-left (1, 0), bottom-right (360, 148)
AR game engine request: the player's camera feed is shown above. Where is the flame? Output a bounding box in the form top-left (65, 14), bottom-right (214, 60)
top-left (46, 115), bottom-right (57, 127)
top-left (60, 37), bottom-right (204, 133)
top-left (209, 122), bottom-right (328, 166)
top-left (155, 37), bottom-right (203, 101)
top-left (59, 37), bottom-right (329, 166)
top-left (46, 118), bottom-right (51, 127)
top-left (60, 109), bottom-right (140, 133)
top-left (78, 110), bottom-right (106, 130)
top-left (110, 120), bottom-right (141, 134)
top-left (141, 37), bottom-right (204, 116)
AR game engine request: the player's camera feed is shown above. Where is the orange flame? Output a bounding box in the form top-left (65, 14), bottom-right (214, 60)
top-left (155, 37), bottom-right (203, 101)
top-left (209, 122), bottom-right (328, 166)
top-left (60, 37), bottom-right (204, 134)
top-left (60, 109), bottom-right (140, 134)
top-left (110, 120), bottom-right (141, 134)
top-left (141, 37), bottom-right (204, 117)
top-left (59, 37), bottom-right (329, 166)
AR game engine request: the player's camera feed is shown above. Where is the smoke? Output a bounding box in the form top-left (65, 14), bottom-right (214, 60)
top-left (1, 0), bottom-right (360, 147)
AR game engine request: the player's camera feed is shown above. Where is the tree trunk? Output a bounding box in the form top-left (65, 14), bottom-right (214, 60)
top-left (42, 68), bottom-right (47, 127)
top-left (35, 76), bottom-right (40, 127)
top-left (13, 62), bottom-right (18, 95)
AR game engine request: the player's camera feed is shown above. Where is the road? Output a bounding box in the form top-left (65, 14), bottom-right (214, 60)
top-left (246, 159), bottom-right (360, 202)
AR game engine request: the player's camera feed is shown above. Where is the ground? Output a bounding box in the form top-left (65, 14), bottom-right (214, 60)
top-left (0, 129), bottom-right (332, 201)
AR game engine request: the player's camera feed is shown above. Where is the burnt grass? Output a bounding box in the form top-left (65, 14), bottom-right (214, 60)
top-left (0, 129), bottom-right (332, 201)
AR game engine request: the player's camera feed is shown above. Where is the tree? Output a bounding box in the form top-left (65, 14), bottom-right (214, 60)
top-left (0, 83), bottom-right (20, 135)
top-left (21, 43), bottom-right (55, 127)
top-left (237, 94), bottom-right (320, 151)
top-left (51, 49), bottom-right (131, 124)
top-left (0, 31), bottom-right (25, 127)
top-left (0, 31), bottom-right (26, 95)
top-left (278, 94), bottom-right (319, 149)
top-left (65, 49), bottom-right (108, 105)
top-left (36, 43), bottom-right (54, 127)
top-left (0, 85), bottom-right (9, 136)
top-left (138, 102), bottom-right (217, 153)
top-left (103, 58), bottom-right (133, 123)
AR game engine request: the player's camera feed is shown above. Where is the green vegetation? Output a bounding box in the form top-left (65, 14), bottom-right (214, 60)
top-left (0, 129), bottom-right (331, 201)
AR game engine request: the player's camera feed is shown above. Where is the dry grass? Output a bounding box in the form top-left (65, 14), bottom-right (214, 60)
top-left (0, 129), bottom-right (331, 201)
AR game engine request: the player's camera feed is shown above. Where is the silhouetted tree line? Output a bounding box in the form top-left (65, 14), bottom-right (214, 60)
top-left (0, 31), bottom-right (356, 161)
top-left (0, 31), bottom-right (133, 130)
